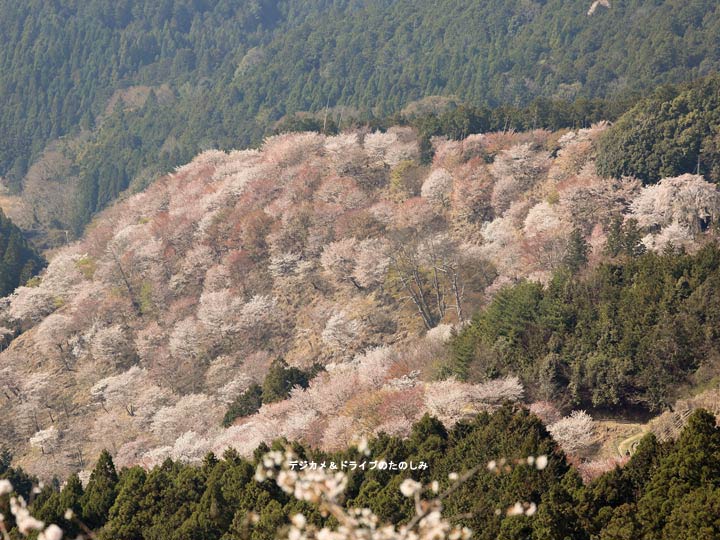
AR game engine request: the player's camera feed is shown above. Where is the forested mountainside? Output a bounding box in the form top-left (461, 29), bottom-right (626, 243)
top-left (3, 2), bottom-right (720, 539)
top-left (3, 0), bottom-right (720, 241)
top-left (2, 407), bottom-right (720, 540)
top-left (596, 74), bottom-right (720, 183)
top-left (1, 123), bottom-right (720, 483)
top-left (0, 209), bottom-right (44, 297)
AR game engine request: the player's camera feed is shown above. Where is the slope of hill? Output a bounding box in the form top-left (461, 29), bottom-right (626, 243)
top-left (1, 123), bottom-right (719, 480)
top-left (3, 0), bottom-right (720, 239)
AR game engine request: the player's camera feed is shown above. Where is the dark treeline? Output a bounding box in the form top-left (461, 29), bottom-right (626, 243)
top-left (2, 407), bottom-right (720, 539)
top-left (450, 241), bottom-right (720, 413)
top-left (596, 74), bottom-right (720, 183)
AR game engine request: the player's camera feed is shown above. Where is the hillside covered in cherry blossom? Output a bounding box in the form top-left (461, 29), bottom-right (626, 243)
top-left (1, 123), bottom-right (719, 479)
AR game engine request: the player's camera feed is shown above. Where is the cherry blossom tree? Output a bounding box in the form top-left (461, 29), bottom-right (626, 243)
top-left (262, 132), bottom-right (325, 168)
top-left (5, 287), bottom-right (57, 326)
top-left (425, 323), bottom-right (454, 344)
top-left (321, 415), bottom-right (357, 451)
top-left (529, 401), bottom-right (562, 424)
top-left (490, 143), bottom-right (550, 213)
top-left (32, 313), bottom-right (74, 365)
top-left (237, 295), bottom-right (281, 343)
top-left (522, 201), bottom-right (569, 270)
top-left (479, 214), bottom-right (524, 278)
top-left (376, 387), bottom-right (425, 433)
top-left (352, 238), bottom-right (390, 289)
top-left (216, 375), bottom-right (253, 405)
top-left (547, 410), bottom-right (596, 455)
top-left (630, 174), bottom-right (720, 246)
top-left (301, 369), bottom-right (359, 416)
top-left (89, 366), bottom-right (173, 422)
top-left (472, 376), bottom-right (524, 404)
top-left (197, 289), bottom-right (241, 337)
top-left (421, 169), bottom-right (453, 208)
top-left (588, 0), bottom-right (610, 16)
top-left (89, 324), bottom-right (136, 368)
top-left (29, 426), bottom-right (59, 455)
top-left (171, 430), bottom-right (215, 463)
top-left (172, 244), bottom-right (216, 292)
top-left (451, 161), bottom-right (494, 228)
top-left (203, 263), bottom-right (232, 292)
top-left (169, 316), bottom-right (208, 361)
top-left (134, 321), bottom-right (166, 364)
top-left (324, 133), bottom-right (366, 174)
top-left (320, 238), bottom-right (359, 286)
top-left (355, 346), bottom-right (396, 387)
top-left (393, 197), bottom-right (437, 231)
top-left (364, 131), bottom-right (399, 166)
top-left (315, 175), bottom-right (366, 210)
top-left (269, 252), bottom-right (303, 278)
top-left (642, 221), bottom-right (694, 251)
top-left (321, 311), bottom-right (365, 354)
top-left (150, 393), bottom-right (222, 443)
top-left (424, 377), bottom-right (523, 426)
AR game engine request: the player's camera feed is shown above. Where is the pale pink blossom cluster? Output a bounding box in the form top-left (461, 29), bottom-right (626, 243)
top-left (210, 344), bottom-right (522, 456)
top-left (2, 124), bottom-right (718, 479)
top-left (547, 410), bottom-right (596, 456)
top-left (631, 174), bottom-right (720, 250)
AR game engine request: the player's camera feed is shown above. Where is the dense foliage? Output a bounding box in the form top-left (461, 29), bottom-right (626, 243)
top-left (3, 407), bottom-right (720, 540)
top-left (450, 243), bottom-right (720, 412)
top-left (596, 74), bottom-right (720, 183)
top-left (3, 0), bottom-right (720, 234)
top-left (3, 124), bottom-right (720, 480)
top-left (0, 0), bottom-right (283, 183)
top-left (0, 209), bottom-right (44, 297)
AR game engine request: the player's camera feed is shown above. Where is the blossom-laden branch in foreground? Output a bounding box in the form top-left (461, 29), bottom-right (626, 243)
top-left (254, 447), bottom-right (549, 540)
top-left (0, 479), bottom-right (98, 540)
top-left (0, 479), bottom-right (61, 540)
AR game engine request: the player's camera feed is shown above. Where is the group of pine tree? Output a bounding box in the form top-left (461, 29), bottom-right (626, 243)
top-left (2, 406), bottom-right (719, 540)
top-left (448, 241), bottom-right (720, 413)
top-left (0, 210), bottom-right (44, 297)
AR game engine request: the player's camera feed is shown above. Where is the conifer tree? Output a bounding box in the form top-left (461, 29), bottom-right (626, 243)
top-left (636, 409), bottom-right (720, 538)
top-left (99, 467), bottom-right (146, 540)
top-left (81, 450), bottom-right (119, 530)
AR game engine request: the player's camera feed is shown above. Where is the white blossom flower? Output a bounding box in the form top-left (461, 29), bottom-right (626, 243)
top-left (291, 514), bottom-right (307, 529)
top-left (39, 524), bottom-right (63, 540)
top-left (10, 495), bottom-right (45, 534)
top-left (399, 479), bottom-right (422, 498)
top-left (357, 437), bottom-right (370, 456)
top-left (507, 502), bottom-right (525, 516)
top-left (0, 479), bottom-right (12, 495)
